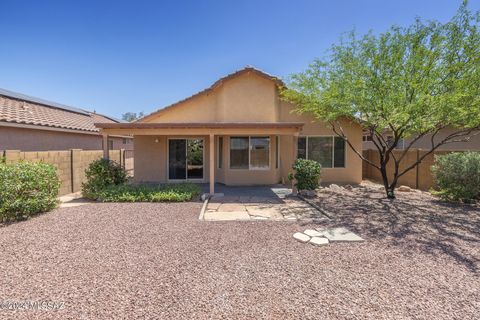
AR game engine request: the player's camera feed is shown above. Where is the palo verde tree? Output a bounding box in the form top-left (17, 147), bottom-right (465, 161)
top-left (281, 2), bottom-right (480, 199)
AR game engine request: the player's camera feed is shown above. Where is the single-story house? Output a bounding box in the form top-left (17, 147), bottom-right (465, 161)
top-left (0, 88), bottom-right (133, 151)
top-left (96, 66), bottom-right (363, 194)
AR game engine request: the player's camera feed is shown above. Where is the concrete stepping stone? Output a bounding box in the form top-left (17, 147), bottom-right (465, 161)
top-left (293, 232), bottom-right (311, 243)
top-left (309, 237), bottom-right (329, 246)
top-left (304, 229), bottom-right (323, 237)
top-left (315, 227), bottom-right (364, 242)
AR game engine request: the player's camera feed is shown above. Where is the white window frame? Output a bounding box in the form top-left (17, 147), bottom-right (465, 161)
top-left (299, 135), bottom-right (346, 169)
top-left (229, 136), bottom-right (271, 171)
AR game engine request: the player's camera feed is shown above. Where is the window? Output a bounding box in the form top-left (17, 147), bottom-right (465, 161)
top-left (298, 137), bottom-right (307, 159)
top-left (108, 139), bottom-right (114, 150)
top-left (250, 137), bottom-right (270, 169)
top-left (122, 138), bottom-right (130, 144)
top-left (230, 136), bottom-right (270, 170)
top-left (363, 135), bottom-right (372, 142)
top-left (230, 137), bottom-right (249, 169)
top-left (218, 137), bottom-right (223, 169)
top-left (297, 136), bottom-right (345, 168)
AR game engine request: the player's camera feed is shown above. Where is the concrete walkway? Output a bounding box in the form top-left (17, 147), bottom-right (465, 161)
top-left (201, 184), bottom-right (327, 222)
top-left (58, 192), bottom-right (94, 208)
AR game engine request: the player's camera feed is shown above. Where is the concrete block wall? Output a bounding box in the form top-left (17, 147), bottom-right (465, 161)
top-left (362, 149), bottom-right (460, 191)
top-left (2, 149), bottom-right (131, 196)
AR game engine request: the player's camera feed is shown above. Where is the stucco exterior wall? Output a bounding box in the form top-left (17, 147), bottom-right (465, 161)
top-left (279, 101), bottom-right (363, 184)
top-left (0, 126), bottom-right (131, 151)
top-left (134, 135), bottom-right (211, 183)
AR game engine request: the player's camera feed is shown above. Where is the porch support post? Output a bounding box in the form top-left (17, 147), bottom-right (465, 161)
top-left (209, 133), bottom-right (215, 195)
top-left (102, 133), bottom-right (109, 159)
top-left (292, 133), bottom-right (299, 195)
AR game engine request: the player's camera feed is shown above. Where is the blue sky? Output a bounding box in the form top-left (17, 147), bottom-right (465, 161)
top-left (1, 0), bottom-right (479, 119)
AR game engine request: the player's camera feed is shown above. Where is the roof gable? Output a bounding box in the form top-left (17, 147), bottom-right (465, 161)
top-left (137, 66), bottom-right (283, 123)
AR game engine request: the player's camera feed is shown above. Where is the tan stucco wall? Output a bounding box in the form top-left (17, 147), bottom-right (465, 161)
top-left (0, 126), bottom-right (131, 151)
top-left (132, 71), bottom-right (363, 186)
top-left (279, 101), bottom-right (363, 184)
top-left (134, 135), bottom-right (211, 183)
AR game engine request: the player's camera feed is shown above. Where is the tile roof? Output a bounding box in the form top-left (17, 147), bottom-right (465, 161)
top-left (0, 88), bottom-right (120, 133)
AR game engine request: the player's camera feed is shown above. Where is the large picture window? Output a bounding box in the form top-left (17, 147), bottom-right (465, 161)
top-left (230, 136), bottom-right (270, 170)
top-left (298, 136), bottom-right (345, 168)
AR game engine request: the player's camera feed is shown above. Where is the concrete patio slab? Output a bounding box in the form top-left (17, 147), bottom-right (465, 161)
top-left (204, 211), bottom-right (251, 221)
top-left (304, 229), bottom-right (324, 237)
top-left (199, 184), bottom-right (328, 222)
top-left (315, 227), bottom-right (364, 242)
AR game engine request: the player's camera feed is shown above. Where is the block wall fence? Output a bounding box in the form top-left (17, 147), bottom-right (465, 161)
top-left (362, 149), bottom-right (461, 191)
top-left (2, 149), bottom-right (133, 196)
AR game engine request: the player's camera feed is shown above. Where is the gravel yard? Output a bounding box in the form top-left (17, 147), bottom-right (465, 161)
top-left (0, 189), bottom-right (479, 319)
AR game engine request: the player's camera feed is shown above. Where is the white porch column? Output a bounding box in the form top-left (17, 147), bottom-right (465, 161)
top-left (102, 133), bottom-right (109, 159)
top-left (209, 133), bottom-right (215, 194)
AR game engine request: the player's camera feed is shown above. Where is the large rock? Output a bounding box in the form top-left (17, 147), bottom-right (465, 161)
top-left (329, 184), bottom-right (345, 192)
top-left (397, 185), bottom-right (412, 192)
top-left (293, 232), bottom-right (311, 243)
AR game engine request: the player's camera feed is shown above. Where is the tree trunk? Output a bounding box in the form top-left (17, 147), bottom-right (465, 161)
top-left (380, 164), bottom-right (396, 199)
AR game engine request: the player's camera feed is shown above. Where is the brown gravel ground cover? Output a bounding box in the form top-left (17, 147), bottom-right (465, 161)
top-left (0, 183), bottom-right (479, 319)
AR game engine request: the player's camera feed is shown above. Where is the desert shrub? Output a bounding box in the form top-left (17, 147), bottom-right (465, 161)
top-left (431, 152), bottom-right (480, 202)
top-left (82, 158), bottom-right (127, 199)
top-left (288, 158), bottom-right (322, 190)
top-left (93, 183), bottom-right (201, 202)
top-left (0, 161), bottom-right (60, 221)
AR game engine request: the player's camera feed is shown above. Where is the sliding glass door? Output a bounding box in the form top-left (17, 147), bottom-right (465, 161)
top-left (168, 139), bottom-right (204, 180)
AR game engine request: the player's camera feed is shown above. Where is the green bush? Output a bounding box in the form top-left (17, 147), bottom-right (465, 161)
top-left (82, 158), bottom-right (127, 199)
top-left (431, 152), bottom-right (480, 202)
top-left (288, 158), bottom-right (322, 190)
top-left (93, 183), bottom-right (201, 202)
top-left (0, 161), bottom-right (60, 221)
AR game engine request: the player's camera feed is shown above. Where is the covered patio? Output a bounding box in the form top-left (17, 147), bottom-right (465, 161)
top-left (95, 122), bottom-right (303, 195)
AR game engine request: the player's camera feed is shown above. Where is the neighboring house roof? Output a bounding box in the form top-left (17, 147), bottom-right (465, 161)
top-left (0, 88), bottom-right (122, 133)
top-left (136, 66), bottom-right (284, 123)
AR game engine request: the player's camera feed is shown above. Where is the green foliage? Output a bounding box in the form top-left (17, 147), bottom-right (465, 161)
top-left (0, 161), bottom-right (60, 221)
top-left (431, 152), bottom-right (480, 202)
top-left (289, 158), bottom-right (322, 190)
top-left (92, 183), bottom-right (201, 202)
top-left (121, 111), bottom-right (145, 122)
top-left (282, 3), bottom-right (480, 136)
top-left (82, 158), bottom-right (127, 199)
top-left (282, 2), bottom-right (480, 198)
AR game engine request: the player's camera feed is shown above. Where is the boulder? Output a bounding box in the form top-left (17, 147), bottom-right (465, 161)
top-left (397, 185), bottom-right (411, 192)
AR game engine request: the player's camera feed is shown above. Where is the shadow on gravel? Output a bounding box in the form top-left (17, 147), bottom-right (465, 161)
top-left (311, 183), bottom-right (480, 273)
